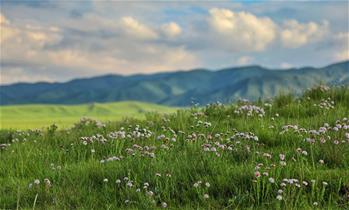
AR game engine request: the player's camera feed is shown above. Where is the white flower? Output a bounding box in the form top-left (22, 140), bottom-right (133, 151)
top-left (302, 150), bottom-right (308, 156)
top-left (269, 177), bottom-right (275, 183)
top-left (91, 149), bottom-right (95, 153)
top-left (203, 194), bottom-right (209, 199)
top-left (205, 182), bottom-right (210, 188)
top-left (127, 181), bottom-right (133, 188)
top-left (103, 178), bottom-right (108, 183)
top-left (276, 195), bottom-right (283, 200)
top-left (313, 202), bottom-right (318, 206)
top-left (279, 154), bottom-right (285, 161)
top-left (280, 161), bottom-right (287, 166)
top-left (44, 178), bottom-right (51, 187)
top-left (193, 183), bottom-right (199, 188)
top-left (161, 202), bottom-right (168, 208)
top-left (322, 181), bottom-right (328, 186)
top-left (147, 191), bottom-right (154, 197)
top-left (136, 188), bottom-right (141, 192)
top-left (115, 179), bottom-right (121, 184)
top-left (34, 179), bottom-right (40, 185)
top-left (277, 189), bottom-right (283, 194)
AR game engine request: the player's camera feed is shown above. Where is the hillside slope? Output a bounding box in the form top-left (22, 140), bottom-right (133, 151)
top-left (0, 101), bottom-right (176, 129)
top-left (1, 61), bottom-right (348, 106)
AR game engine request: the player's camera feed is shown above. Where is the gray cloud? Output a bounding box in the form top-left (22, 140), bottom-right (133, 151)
top-left (0, 1), bottom-right (348, 84)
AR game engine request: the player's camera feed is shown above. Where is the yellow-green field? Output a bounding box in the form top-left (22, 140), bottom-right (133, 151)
top-left (0, 101), bottom-right (177, 129)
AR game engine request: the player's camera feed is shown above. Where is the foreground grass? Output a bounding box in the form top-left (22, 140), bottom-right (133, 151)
top-left (0, 101), bottom-right (177, 129)
top-left (0, 86), bottom-right (349, 209)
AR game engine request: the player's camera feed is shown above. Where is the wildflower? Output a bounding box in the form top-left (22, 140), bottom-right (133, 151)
top-left (126, 181), bottom-right (133, 188)
top-left (91, 149), bottom-right (95, 153)
top-left (28, 183), bottom-right (33, 189)
top-left (302, 181), bottom-right (308, 186)
top-left (319, 159), bottom-right (324, 164)
top-left (125, 200), bottom-right (129, 204)
top-left (279, 154), bottom-right (285, 161)
top-left (136, 188), bottom-right (141, 192)
top-left (44, 178), bottom-right (51, 187)
top-left (155, 173), bottom-right (161, 177)
top-left (269, 177), bottom-right (275, 183)
top-left (322, 181), bottom-right (328, 186)
top-left (161, 202), bottom-right (168, 208)
top-left (263, 172), bottom-right (269, 176)
top-left (115, 179), bottom-right (121, 184)
top-left (302, 150), bottom-right (308, 156)
top-left (277, 189), bottom-right (283, 194)
top-left (34, 179), bottom-right (40, 185)
top-left (203, 194), bottom-right (210, 199)
top-left (280, 161), bottom-right (287, 166)
top-left (147, 191), bottom-right (154, 197)
top-left (276, 195), bottom-right (283, 201)
top-left (103, 178), bottom-right (108, 183)
top-left (193, 183), bottom-right (199, 188)
top-left (255, 171), bottom-right (261, 178)
top-left (313, 202), bottom-right (318, 206)
top-left (205, 182), bottom-right (210, 187)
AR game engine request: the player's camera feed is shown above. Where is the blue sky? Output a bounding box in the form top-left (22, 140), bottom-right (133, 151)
top-left (0, 0), bottom-right (348, 84)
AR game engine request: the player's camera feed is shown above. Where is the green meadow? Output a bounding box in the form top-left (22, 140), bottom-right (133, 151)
top-left (0, 101), bottom-right (177, 129)
top-left (0, 86), bottom-right (349, 209)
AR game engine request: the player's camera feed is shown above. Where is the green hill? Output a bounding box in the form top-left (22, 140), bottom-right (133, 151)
top-left (0, 101), bottom-right (177, 129)
top-left (0, 86), bottom-right (348, 209)
top-left (1, 61), bottom-right (348, 106)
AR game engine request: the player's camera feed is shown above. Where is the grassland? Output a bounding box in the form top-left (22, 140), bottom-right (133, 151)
top-left (0, 101), bottom-right (177, 129)
top-left (0, 86), bottom-right (349, 209)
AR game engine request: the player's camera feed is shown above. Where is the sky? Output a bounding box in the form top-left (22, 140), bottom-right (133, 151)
top-left (0, 0), bottom-right (348, 84)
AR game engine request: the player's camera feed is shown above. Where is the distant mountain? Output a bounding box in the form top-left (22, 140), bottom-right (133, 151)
top-left (1, 61), bottom-right (348, 106)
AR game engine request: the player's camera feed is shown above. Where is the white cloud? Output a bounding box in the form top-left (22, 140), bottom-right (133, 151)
top-left (280, 20), bottom-right (329, 48)
top-left (332, 32), bottom-right (349, 61)
top-left (119, 16), bottom-right (158, 40)
top-left (208, 8), bottom-right (277, 52)
top-left (280, 62), bottom-right (293, 69)
top-left (161, 22), bottom-right (182, 38)
top-left (0, 13), bottom-right (9, 25)
top-left (237, 56), bottom-right (253, 65)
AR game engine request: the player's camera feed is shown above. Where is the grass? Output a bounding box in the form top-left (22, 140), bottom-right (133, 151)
top-left (0, 85), bottom-right (349, 209)
top-left (0, 101), bottom-right (177, 129)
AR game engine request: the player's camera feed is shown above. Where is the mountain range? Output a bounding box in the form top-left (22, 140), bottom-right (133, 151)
top-left (1, 60), bottom-right (348, 106)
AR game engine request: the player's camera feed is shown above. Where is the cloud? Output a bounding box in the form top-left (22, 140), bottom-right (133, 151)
top-left (237, 56), bottom-right (253, 65)
top-left (208, 8), bottom-right (277, 52)
top-left (280, 62), bottom-right (293, 69)
top-left (119, 16), bottom-right (158, 40)
top-left (332, 32), bottom-right (349, 61)
top-left (0, 13), bottom-right (9, 25)
top-left (0, 3), bottom-right (348, 84)
top-left (161, 22), bottom-right (182, 38)
top-left (280, 20), bottom-right (329, 48)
